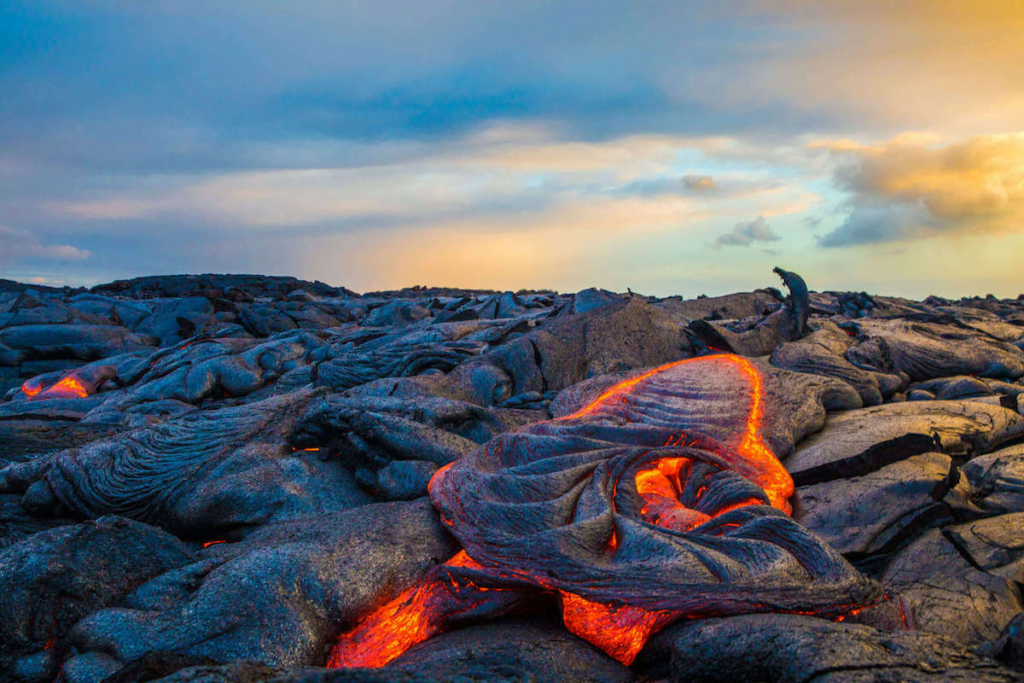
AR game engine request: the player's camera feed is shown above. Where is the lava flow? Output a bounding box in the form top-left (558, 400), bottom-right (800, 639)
top-left (328, 551), bottom-right (519, 669)
top-left (563, 354), bottom-right (792, 512)
top-left (327, 354), bottom-right (863, 670)
top-left (39, 374), bottom-right (89, 399)
top-left (20, 379), bottom-right (43, 398)
top-left (21, 373), bottom-right (90, 400)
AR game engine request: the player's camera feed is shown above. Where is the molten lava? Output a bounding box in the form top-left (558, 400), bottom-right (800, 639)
top-left (327, 354), bottom-right (870, 669)
top-left (22, 374), bottom-right (90, 400)
top-left (563, 354), bottom-right (792, 512)
top-left (40, 375), bottom-right (89, 400)
top-left (731, 355), bottom-right (791, 511)
top-left (20, 379), bottom-right (43, 398)
top-left (329, 580), bottom-right (440, 668)
top-left (559, 592), bottom-right (675, 665)
top-left (328, 551), bottom-right (518, 669)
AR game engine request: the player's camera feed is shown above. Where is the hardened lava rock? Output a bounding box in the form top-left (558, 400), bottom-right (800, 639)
top-left (1, 270), bottom-right (1023, 682)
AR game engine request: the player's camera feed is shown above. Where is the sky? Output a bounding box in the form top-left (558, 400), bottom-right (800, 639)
top-left (1, 1), bottom-right (1023, 298)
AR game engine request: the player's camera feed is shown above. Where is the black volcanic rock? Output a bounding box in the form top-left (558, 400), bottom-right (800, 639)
top-left (796, 451), bottom-right (954, 556)
top-left (646, 613), bottom-right (1020, 682)
top-left (385, 618), bottom-right (636, 683)
top-left (944, 513), bottom-right (1024, 582)
top-left (882, 528), bottom-right (1023, 644)
top-left (0, 419), bottom-right (119, 464)
top-left (91, 274), bottom-right (352, 300)
top-left (770, 321), bottom-right (905, 405)
top-left (847, 318), bottom-right (1024, 381)
top-left (984, 612), bottom-right (1024, 671)
top-left (956, 444), bottom-right (1024, 515)
top-left (0, 391), bottom-right (372, 536)
top-left (0, 515), bottom-right (193, 682)
top-left (784, 400), bottom-right (1024, 485)
top-left (67, 500), bottom-right (456, 673)
top-left (0, 323), bottom-right (152, 361)
top-left (2, 270), bottom-right (1024, 680)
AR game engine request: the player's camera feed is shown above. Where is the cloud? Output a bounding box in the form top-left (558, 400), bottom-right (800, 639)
top-left (682, 174), bottom-right (716, 191)
top-left (815, 133), bottom-right (1024, 247)
top-left (3, 2), bottom-right (1022, 296)
top-left (46, 128), bottom-right (785, 232)
top-left (709, 215), bottom-right (779, 249)
top-left (0, 226), bottom-right (91, 265)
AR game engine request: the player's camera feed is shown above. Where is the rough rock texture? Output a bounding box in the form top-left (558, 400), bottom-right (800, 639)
top-left (68, 500), bottom-right (456, 671)
top-left (429, 356), bottom-right (878, 620)
top-left (0, 390), bottom-right (373, 537)
top-left (0, 515), bottom-right (193, 682)
top-left (958, 444), bottom-right (1024, 514)
top-left (2, 271), bottom-right (1024, 681)
top-left (387, 619), bottom-right (637, 683)
top-left (797, 452), bottom-right (953, 556)
top-left (883, 528), bottom-right (1023, 644)
top-left (785, 400), bottom-right (1024, 486)
top-left (945, 514), bottom-right (1024, 582)
top-left (646, 613), bottom-right (1020, 682)
top-left (770, 322), bottom-right (906, 406)
top-left (849, 318), bottom-right (1024, 381)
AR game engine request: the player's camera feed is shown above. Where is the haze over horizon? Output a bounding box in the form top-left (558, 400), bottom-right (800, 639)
top-left (2, 1), bottom-right (1022, 299)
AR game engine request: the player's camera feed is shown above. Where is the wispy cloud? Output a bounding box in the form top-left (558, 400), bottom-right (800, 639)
top-left (709, 216), bottom-right (780, 249)
top-left (46, 128), bottom-right (800, 235)
top-left (682, 174), bottom-right (716, 191)
top-left (0, 226), bottom-right (90, 265)
top-left (1, 2), bottom-right (1022, 296)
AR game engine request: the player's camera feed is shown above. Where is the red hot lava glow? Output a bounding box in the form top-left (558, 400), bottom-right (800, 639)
top-left (327, 355), bottom-right (823, 669)
top-left (20, 379), bottom-right (43, 398)
top-left (22, 374), bottom-right (90, 400)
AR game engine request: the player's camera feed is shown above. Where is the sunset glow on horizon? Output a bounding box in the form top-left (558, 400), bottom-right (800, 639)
top-left (1, 1), bottom-right (1022, 298)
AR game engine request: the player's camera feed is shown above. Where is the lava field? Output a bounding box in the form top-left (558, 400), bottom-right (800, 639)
top-left (2, 269), bottom-right (1024, 683)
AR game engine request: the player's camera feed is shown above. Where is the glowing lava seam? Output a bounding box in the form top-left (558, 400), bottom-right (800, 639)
top-left (21, 374), bottom-right (90, 400)
top-left (326, 355), bottom-right (835, 669)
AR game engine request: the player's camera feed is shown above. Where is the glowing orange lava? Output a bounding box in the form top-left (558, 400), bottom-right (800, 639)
top-left (564, 354), bottom-right (792, 512)
top-left (559, 358), bottom-right (693, 421)
top-left (635, 457), bottom-right (712, 532)
top-left (25, 374), bottom-right (90, 400)
top-left (559, 592), bottom-right (675, 665)
top-left (328, 551), bottom-right (510, 669)
top-left (327, 355), bottom-right (809, 669)
top-left (40, 375), bottom-right (89, 399)
top-left (731, 356), bottom-right (791, 511)
top-left (329, 581), bottom-right (438, 668)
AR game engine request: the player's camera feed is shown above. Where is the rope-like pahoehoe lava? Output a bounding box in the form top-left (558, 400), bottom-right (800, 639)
top-left (327, 354), bottom-right (882, 668)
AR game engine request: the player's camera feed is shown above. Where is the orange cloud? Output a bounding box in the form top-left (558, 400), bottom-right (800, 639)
top-left (813, 133), bottom-right (1024, 246)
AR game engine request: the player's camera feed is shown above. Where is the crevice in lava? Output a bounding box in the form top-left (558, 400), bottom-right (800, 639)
top-left (929, 457), bottom-right (961, 503)
top-left (791, 433), bottom-right (939, 487)
top-left (686, 320), bottom-right (735, 354)
top-left (845, 504), bottom-right (953, 579)
top-left (940, 527), bottom-right (987, 573)
top-left (528, 338), bottom-right (549, 393)
top-left (806, 663), bottom-right (928, 682)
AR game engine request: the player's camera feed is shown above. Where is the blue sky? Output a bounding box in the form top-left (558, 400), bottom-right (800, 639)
top-left (2, 1), bottom-right (1022, 297)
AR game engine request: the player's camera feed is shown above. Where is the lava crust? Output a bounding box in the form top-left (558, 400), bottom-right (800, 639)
top-left (1, 271), bottom-right (1023, 683)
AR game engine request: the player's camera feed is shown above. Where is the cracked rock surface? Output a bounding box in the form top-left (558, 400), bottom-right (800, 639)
top-left (1, 273), bottom-right (1023, 682)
